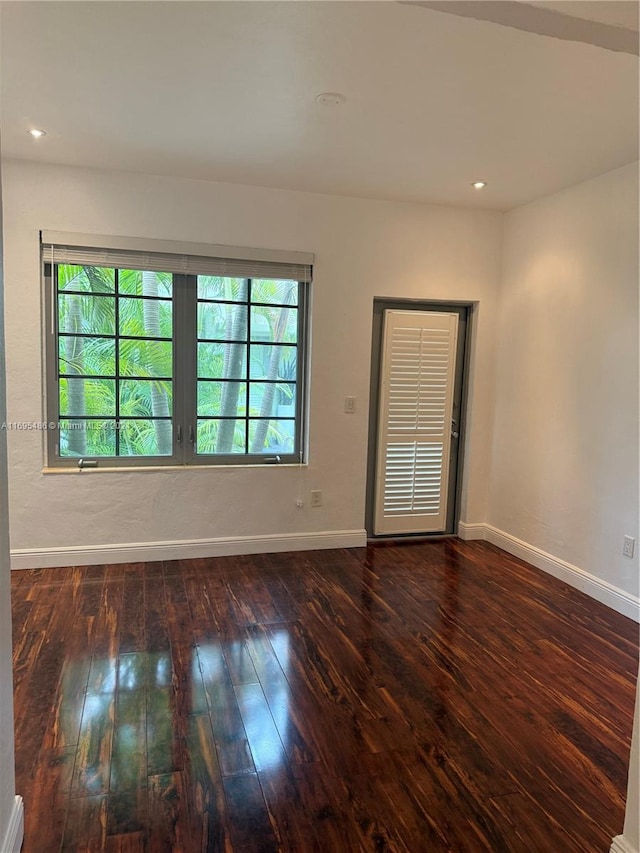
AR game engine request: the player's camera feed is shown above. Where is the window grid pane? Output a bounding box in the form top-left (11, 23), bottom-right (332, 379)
top-left (49, 262), bottom-right (306, 466)
top-left (195, 277), bottom-right (299, 456)
top-left (56, 265), bottom-right (174, 458)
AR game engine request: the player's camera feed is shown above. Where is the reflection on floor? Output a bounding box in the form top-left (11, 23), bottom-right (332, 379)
top-left (11, 539), bottom-right (639, 851)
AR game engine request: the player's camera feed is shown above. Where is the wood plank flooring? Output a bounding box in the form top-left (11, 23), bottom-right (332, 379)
top-left (11, 539), bottom-right (639, 852)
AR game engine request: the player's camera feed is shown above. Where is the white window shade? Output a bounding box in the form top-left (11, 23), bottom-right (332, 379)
top-left (41, 231), bottom-right (313, 283)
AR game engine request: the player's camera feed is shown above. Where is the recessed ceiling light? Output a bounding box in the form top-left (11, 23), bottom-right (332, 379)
top-left (27, 129), bottom-right (46, 138)
top-left (315, 92), bottom-right (346, 107)
top-left (472, 180), bottom-right (487, 190)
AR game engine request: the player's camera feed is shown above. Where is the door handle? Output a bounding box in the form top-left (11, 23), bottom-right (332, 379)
top-left (451, 419), bottom-right (459, 439)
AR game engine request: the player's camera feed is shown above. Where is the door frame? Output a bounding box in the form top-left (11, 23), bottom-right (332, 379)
top-left (365, 298), bottom-right (474, 539)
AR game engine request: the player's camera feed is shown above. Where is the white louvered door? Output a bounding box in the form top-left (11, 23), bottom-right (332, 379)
top-left (374, 310), bottom-right (459, 535)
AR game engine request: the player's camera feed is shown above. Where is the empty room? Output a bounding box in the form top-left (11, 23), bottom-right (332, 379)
top-left (0, 1), bottom-right (638, 851)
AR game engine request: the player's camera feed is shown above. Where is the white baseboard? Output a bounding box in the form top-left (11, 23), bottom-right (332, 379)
top-left (610, 835), bottom-right (639, 853)
top-left (10, 529), bottom-right (368, 569)
top-left (0, 796), bottom-right (23, 853)
top-left (457, 521), bottom-right (487, 541)
top-left (456, 522), bottom-right (640, 623)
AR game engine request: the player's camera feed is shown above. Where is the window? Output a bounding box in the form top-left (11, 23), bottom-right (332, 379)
top-left (43, 235), bottom-right (311, 467)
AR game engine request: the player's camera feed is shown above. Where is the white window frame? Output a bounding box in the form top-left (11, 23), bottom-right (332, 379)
top-left (42, 233), bottom-right (312, 469)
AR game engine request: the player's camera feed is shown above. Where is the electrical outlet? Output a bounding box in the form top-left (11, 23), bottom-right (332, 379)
top-left (310, 490), bottom-right (322, 507)
top-left (344, 396), bottom-right (356, 413)
top-left (623, 535), bottom-right (635, 558)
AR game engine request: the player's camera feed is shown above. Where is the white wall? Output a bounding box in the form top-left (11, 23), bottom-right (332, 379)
top-left (622, 675), bottom-right (640, 852)
top-left (489, 162), bottom-right (639, 602)
top-left (0, 144), bottom-right (22, 852)
top-left (1, 160), bottom-right (502, 561)
top-left (611, 674), bottom-right (640, 853)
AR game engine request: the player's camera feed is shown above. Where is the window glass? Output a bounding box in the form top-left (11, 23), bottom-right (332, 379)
top-left (47, 262), bottom-right (307, 466)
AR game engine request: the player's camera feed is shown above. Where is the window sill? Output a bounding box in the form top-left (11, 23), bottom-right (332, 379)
top-left (42, 462), bottom-right (307, 474)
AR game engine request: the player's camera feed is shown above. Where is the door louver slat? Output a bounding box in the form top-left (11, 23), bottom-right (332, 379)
top-left (374, 311), bottom-right (458, 535)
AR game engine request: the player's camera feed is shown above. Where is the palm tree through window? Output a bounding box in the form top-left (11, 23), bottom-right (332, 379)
top-left (46, 255), bottom-right (309, 467)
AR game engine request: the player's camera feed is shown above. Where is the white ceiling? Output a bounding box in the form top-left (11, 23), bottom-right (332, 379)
top-left (528, 1), bottom-right (639, 30)
top-left (1, 1), bottom-right (637, 211)
top-left (417, 1), bottom-right (639, 51)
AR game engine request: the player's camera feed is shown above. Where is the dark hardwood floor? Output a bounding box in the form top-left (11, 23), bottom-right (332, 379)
top-left (11, 539), bottom-right (639, 852)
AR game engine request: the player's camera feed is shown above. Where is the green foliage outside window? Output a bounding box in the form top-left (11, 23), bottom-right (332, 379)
top-left (54, 265), bottom-right (302, 462)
